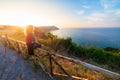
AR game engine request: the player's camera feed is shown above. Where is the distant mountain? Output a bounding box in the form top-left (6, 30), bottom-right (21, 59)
top-left (35, 26), bottom-right (59, 33)
top-left (0, 25), bottom-right (59, 32)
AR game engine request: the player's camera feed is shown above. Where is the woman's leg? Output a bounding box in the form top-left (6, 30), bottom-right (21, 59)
top-left (27, 44), bottom-right (34, 55)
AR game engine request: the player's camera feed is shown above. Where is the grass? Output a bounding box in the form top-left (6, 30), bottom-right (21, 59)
top-left (34, 51), bottom-right (113, 80)
top-left (43, 33), bottom-right (120, 74)
top-left (0, 26), bottom-right (119, 80)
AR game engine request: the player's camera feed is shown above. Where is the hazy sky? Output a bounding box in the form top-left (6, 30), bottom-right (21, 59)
top-left (0, 0), bottom-right (120, 28)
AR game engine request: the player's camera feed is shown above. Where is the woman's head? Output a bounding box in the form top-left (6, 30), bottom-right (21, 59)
top-left (24, 25), bottom-right (34, 35)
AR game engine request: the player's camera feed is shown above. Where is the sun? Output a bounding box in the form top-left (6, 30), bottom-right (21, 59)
top-left (0, 11), bottom-right (56, 27)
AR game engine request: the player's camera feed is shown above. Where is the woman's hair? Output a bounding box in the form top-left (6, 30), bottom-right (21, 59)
top-left (24, 25), bottom-right (34, 35)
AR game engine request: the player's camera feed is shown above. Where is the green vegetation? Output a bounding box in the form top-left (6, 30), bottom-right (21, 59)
top-left (0, 25), bottom-right (119, 79)
top-left (34, 50), bottom-right (112, 80)
top-left (41, 32), bottom-right (120, 73)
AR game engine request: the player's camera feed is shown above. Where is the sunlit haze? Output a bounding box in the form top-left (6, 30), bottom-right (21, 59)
top-left (0, 0), bottom-right (120, 28)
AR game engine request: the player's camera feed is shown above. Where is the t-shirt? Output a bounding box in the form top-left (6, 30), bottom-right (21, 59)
top-left (26, 33), bottom-right (35, 44)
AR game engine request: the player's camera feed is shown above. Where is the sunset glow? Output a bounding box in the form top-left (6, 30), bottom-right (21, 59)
top-left (0, 0), bottom-right (120, 28)
top-left (0, 11), bottom-right (57, 26)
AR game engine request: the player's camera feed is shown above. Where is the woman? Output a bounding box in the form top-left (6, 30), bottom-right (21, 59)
top-left (24, 25), bottom-right (41, 55)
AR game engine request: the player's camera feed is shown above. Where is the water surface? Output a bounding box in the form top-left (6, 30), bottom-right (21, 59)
top-left (51, 28), bottom-right (120, 49)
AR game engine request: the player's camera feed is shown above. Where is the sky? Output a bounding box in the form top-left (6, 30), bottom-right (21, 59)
top-left (0, 0), bottom-right (120, 28)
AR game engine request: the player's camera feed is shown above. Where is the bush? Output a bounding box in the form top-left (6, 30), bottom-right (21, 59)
top-left (39, 32), bottom-right (120, 71)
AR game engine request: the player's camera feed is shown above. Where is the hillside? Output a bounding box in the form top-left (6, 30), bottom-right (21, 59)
top-left (0, 25), bottom-right (59, 41)
top-left (35, 26), bottom-right (59, 33)
top-left (0, 25), bottom-right (59, 32)
top-left (0, 25), bottom-right (120, 80)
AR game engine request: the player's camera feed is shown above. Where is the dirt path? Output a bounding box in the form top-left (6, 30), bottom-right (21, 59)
top-left (0, 43), bottom-right (50, 80)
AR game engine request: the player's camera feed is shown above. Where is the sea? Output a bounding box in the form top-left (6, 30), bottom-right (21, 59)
top-left (51, 28), bottom-right (120, 49)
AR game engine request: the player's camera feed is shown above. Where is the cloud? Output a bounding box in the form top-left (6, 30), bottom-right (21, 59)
top-left (100, 0), bottom-right (118, 10)
top-left (84, 11), bottom-right (120, 27)
top-left (77, 10), bottom-right (84, 15)
top-left (115, 10), bottom-right (120, 15)
top-left (82, 5), bottom-right (91, 9)
top-left (87, 13), bottom-right (105, 22)
top-left (76, 0), bottom-right (120, 27)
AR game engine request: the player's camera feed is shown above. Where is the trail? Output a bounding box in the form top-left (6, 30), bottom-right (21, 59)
top-left (0, 43), bottom-right (49, 80)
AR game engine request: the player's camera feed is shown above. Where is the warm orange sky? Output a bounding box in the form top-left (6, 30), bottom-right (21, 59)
top-left (0, 0), bottom-right (120, 28)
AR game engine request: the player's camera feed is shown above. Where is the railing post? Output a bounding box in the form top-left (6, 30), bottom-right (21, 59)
top-left (49, 53), bottom-right (53, 76)
top-left (16, 42), bottom-right (21, 53)
top-left (19, 43), bottom-right (22, 53)
top-left (1, 34), bottom-right (9, 54)
top-left (4, 34), bottom-right (8, 47)
top-left (5, 34), bottom-right (11, 48)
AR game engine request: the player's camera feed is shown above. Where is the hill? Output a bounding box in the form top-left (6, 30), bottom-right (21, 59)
top-left (35, 26), bottom-right (59, 33)
top-left (0, 25), bottom-right (59, 33)
top-left (0, 25), bottom-right (119, 80)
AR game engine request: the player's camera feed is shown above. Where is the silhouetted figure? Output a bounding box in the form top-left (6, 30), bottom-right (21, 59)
top-left (24, 25), bottom-right (41, 55)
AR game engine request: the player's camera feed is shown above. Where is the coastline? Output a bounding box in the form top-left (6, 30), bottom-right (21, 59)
top-left (51, 28), bottom-right (120, 49)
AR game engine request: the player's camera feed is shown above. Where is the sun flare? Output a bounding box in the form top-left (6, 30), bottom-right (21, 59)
top-left (0, 11), bottom-right (56, 27)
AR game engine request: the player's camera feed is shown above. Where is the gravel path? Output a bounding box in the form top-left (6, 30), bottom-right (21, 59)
top-left (0, 43), bottom-right (49, 80)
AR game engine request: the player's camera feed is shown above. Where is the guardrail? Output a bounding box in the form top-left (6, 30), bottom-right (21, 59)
top-left (0, 34), bottom-right (120, 80)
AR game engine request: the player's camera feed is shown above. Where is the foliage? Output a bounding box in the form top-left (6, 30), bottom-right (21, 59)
top-left (0, 27), bottom-right (118, 79)
top-left (104, 47), bottom-right (120, 53)
top-left (42, 32), bottom-right (120, 73)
